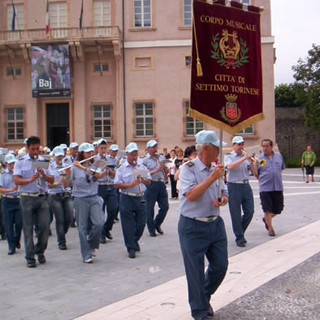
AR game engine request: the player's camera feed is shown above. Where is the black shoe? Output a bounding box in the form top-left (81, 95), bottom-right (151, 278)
top-left (207, 303), bottom-right (214, 318)
top-left (100, 238), bottom-right (107, 244)
top-left (71, 222), bottom-right (76, 228)
top-left (38, 254), bottom-right (46, 264)
top-left (236, 241), bottom-right (246, 247)
top-left (128, 251), bottom-right (136, 259)
top-left (16, 242), bottom-right (21, 249)
top-left (150, 231), bottom-right (157, 237)
top-left (59, 243), bottom-right (67, 250)
top-left (27, 260), bottom-right (36, 268)
top-left (156, 226), bottom-right (164, 235)
top-left (8, 249), bottom-right (16, 255)
top-left (135, 242), bottom-right (141, 252)
top-left (105, 231), bottom-right (113, 240)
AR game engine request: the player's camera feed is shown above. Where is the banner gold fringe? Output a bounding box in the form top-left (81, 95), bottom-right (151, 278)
top-left (189, 107), bottom-right (265, 135)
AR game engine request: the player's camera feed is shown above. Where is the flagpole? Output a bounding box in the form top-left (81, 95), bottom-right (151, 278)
top-left (218, 129), bottom-right (223, 201)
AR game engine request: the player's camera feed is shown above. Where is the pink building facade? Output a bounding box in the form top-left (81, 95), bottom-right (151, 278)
top-left (0, 0), bottom-right (275, 152)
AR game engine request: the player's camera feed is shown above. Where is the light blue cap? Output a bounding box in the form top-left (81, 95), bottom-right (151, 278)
top-left (195, 130), bottom-right (226, 147)
top-left (109, 144), bottom-right (119, 151)
top-left (60, 144), bottom-right (68, 150)
top-left (125, 142), bottom-right (138, 153)
top-left (92, 141), bottom-right (98, 146)
top-left (232, 136), bottom-right (245, 144)
top-left (146, 140), bottom-right (157, 148)
top-left (79, 142), bottom-right (94, 153)
top-left (4, 153), bottom-right (17, 164)
top-left (97, 138), bottom-right (107, 145)
top-left (44, 147), bottom-right (51, 153)
top-left (8, 150), bottom-right (15, 154)
top-left (24, 138), bottom-right (29, 145)
top-left (69, 142), bottom-right (79, 149)
top-left (53, 147), bottom-right (65, 157)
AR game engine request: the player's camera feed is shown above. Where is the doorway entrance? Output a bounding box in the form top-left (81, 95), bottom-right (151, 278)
top-left (46, 103), bottom-right (70, 149)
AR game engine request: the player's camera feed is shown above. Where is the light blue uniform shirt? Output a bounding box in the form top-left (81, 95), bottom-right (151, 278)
top-left (143, 154), bottom-right (166, 180)
top-left (224, 151), bottom-right (251, 182)
top-left (62, 155), bottom-right (76, 166)
top-left (257, 152), bottom-right (285, 192)
top-left (13, 154), bottom-right (49, 193)
top-left (114, 160), bottom-right (151, 194)
top-left (47, 161), bottom-right (67, 194)
top-left (70, 165), bottom-right (99, 197)
top-left (179, 157), bottom-right (228, 218)
top-left (0, 169), bottom-right (19, 197)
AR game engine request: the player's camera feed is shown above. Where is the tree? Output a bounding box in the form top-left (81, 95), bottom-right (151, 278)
top-left (292, 44), bottom-right (320, 129)
top-left (275, 83), bottom-right (301, 108)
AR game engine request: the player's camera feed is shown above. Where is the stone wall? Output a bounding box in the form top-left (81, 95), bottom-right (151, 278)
top-left (275, 107), bottom-right (320, 159)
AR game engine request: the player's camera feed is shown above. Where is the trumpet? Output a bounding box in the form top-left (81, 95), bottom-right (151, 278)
top-left (242, 151), bottom-right (267, 167)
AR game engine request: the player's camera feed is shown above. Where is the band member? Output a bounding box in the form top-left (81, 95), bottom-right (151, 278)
top-left (178, 130), bottom-right (228, 320)
top-left (143, 140), bottom-right (169, 236)
top-left (0, 154), bottom-right (22, 255)
top-left (96, 139), bottom-right (118, 243)
top-left (257, 139), bottom-right (285, 237)
top-left (224, 136), bottom-right (257, 247)
top-left (109, 144), bottom-right (120, 221)
top-left (13, 136), bottom-right (54, 268)
top-left (47, 147), bottom-right (73, 250)
top-left (114, 143), bottom-right (151, 258)
top-left (64, 142), bottom-right (107, 263)
top-left (62, 142), bottom-right (79, 166)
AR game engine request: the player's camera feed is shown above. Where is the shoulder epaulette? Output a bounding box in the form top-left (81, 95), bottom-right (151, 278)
top-left (186, 161), bottom-right (194, 167)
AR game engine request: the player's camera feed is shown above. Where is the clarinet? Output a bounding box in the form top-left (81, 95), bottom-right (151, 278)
top-left (133, 160), bottom-right (145, 203)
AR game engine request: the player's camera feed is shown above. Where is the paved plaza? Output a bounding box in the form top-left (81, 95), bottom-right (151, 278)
top-left (1, 168), bottom-right (320, 319)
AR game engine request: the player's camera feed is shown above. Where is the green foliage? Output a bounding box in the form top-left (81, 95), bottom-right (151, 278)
top-left (285, 157), bottom-right (320, 168)
top-left (275, 83), bottom-right (302, 108)
top-left (292, 44), bottom-right (320, 129)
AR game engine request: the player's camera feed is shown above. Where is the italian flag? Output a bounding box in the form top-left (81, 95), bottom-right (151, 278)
top-left (45, 0), bottom-right (50, 34)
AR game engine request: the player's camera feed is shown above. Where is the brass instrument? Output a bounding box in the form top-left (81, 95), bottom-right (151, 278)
top-left (243, 151), bottom-right (267, 167)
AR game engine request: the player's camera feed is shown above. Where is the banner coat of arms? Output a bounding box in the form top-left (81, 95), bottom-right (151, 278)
top-left (189, 0), bottom-right (264, 134)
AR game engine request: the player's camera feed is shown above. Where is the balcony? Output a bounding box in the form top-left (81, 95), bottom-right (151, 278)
top-left (0, 26), bottom-right (121, 48)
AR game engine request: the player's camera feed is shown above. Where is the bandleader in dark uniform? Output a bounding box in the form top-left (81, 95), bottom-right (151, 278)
top-left (178, 130), bottom-right (228, 320)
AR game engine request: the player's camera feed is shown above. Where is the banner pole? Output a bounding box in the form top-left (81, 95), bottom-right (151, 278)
top-left (218, 129), bottom-right (223, 201)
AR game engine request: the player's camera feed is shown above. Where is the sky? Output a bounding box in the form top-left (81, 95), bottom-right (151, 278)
top-left (271, 0), bottom-right (320, 85)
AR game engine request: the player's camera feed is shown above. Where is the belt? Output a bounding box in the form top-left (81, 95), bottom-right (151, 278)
top-left (194, 216), bottom-right (218, 223)
top-left (20, 192), bottom-right (45, 197)
top-left (2, 195), bottom-right (20, 199)
top-left (152, 179), bottom-right (165, 182)
top-left (98, 182), bottom-right (114, 186)
top-left (121, 191), bottom-right (144, 197)
top-left (49, 192), bottom-right (71, 197)
top-left (229, 180), bottom-right (249, 184)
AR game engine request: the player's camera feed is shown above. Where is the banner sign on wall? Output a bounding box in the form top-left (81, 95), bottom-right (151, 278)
top-left (31, 45), bottom-right (71, 98)
top-left (189, 0), bottom-right (264, 134)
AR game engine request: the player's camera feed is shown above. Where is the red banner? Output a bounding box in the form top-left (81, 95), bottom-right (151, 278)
top-left (190, 0), bottom-right (264, 134)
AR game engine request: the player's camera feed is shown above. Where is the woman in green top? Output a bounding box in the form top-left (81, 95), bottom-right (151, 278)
top-left (301, 146), bottom-right (316, 183)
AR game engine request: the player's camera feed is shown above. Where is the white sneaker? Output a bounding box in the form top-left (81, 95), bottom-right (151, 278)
top-left (91, 249), bottom-right (97, 257)
top-left (84, 257), bottom-right (93, 263)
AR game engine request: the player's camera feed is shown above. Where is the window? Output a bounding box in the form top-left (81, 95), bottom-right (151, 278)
top-left (6, 66), bottom-right (22, 77)
top-left (134, 0), bottom-right (151, 28)
top-left (185, 101), bottom-right (203, 136)
top-left (237, 125), bottom-right (254, 135)
top-left (183, 0), bottom-right (192, 26)
top-left (93, 0), bottom-right (111, 26)
top-left (185, 56), bottom-right (191, 67)
top-left (7, 3), bottom-right (24, 30)
top-left (134, 102), bottom-right (154, 137)
top-left (93, 63), bottom-right (109, 73)
top-left (50, 2), bottom-right (67, 28)
top-left (7, 108), bottom-right (24, 141)
top-left (93, 105), bottom-right (112, 138)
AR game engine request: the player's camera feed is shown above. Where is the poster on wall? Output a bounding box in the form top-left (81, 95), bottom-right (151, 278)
top-left (31, 45), bottom-right (71, 97)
